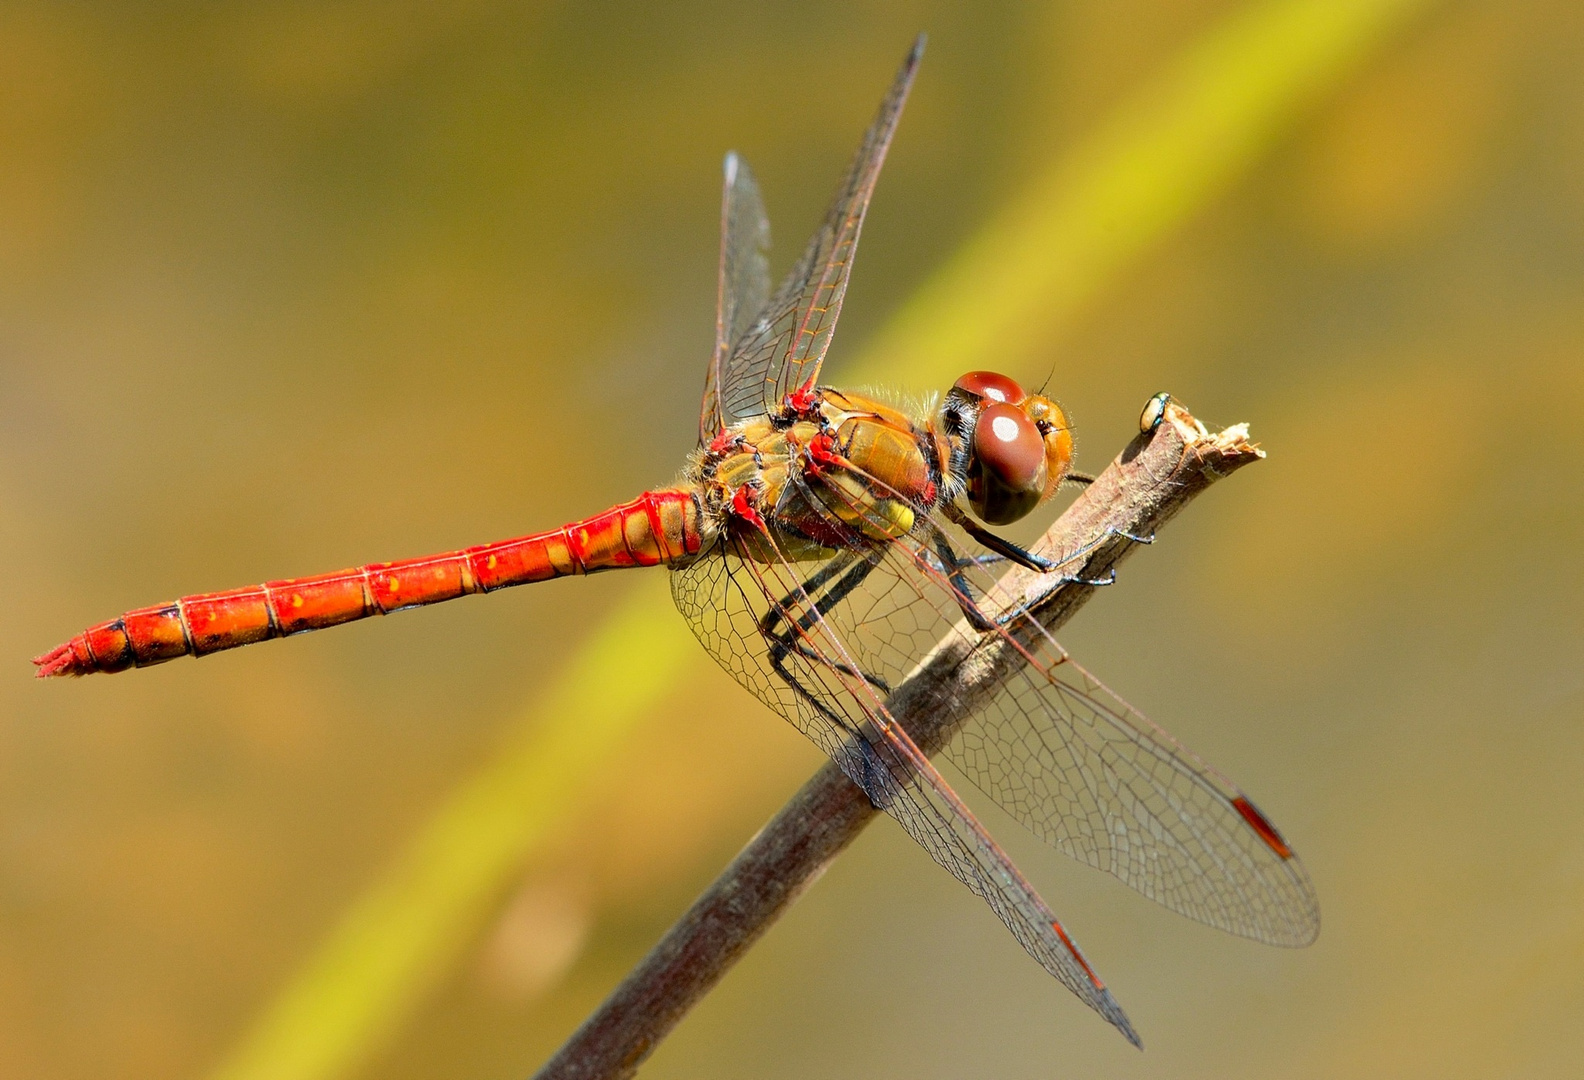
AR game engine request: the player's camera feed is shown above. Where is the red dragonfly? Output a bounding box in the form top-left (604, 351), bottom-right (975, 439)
top-left (36, 37), bottom-right (1317, 1045)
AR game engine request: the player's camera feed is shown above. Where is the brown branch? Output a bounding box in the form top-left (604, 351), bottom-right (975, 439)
top-left (532, 401), bottom-right (1263, 1080)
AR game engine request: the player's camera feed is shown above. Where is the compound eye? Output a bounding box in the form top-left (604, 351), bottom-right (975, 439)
top-left (953, 370), bottom-right (1027, 405)
top-left (968, 403), bottom-right (1048, 525)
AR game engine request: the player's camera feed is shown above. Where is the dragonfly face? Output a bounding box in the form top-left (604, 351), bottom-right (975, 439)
top-left (936, 370), bottom-right (1075, 526)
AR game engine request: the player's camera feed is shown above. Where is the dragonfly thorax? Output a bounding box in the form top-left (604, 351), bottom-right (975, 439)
top-left (691, 387), bottom-right (940, 563)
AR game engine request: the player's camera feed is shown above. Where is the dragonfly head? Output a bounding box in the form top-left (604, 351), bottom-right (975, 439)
top-left (941, 371), bottom-right (1074, 526)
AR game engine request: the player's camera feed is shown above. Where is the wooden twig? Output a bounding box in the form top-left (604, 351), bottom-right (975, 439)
top-left (532, 401), bottom-right (1263, 1080)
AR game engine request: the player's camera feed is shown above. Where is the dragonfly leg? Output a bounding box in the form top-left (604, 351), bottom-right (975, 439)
top-left (928, 525), bottom-right (1136, 630)
top-left (759, 551), bottom-right (891, 703)
top-left (928, 529), bottom-right (1012, 634)
top-left (756, 551), bottom-right (911, 806)
top-left (950, 510), bottom-right (1152, 584)
top-left (951, 514), bottom-right (1058, 573)
top-left (1033, 525), bottom-right (1155, 586)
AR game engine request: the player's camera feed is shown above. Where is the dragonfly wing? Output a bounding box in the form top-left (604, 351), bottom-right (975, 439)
top-left (700, 152), bottom-right (772, 443)
top-left (671, 535), bottom-right (1141, 1046)
top-left (945, 639), bottom-right (1321, 946)
top-left (687, 445), bottom-right (1318, 946)
top-left (792, 483), bottom-right (1321, 946)
top-left (891, 508), bottom-right (1322, 946)
top-left (712, 36), bottom-right (922, 429)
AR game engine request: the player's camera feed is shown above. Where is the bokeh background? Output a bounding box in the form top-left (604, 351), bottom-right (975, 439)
top-left (4, 1), bottom-right (1583, 1078)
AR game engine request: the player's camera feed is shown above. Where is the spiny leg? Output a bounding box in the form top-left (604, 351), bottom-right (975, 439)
top-left (928, 525), bottom-right (1128, 634)
top-left (759, 549), bottom-right (891, 703)
top-left (950, 510), bottom-right (1152, 585)
top-left (929, 528), bottom-right (1004, 634)
top-left (753, 552), bottom-right (899, 805)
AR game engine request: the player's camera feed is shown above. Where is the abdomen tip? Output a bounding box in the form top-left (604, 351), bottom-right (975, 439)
top-left (32, 643), bottom-right (85, 678)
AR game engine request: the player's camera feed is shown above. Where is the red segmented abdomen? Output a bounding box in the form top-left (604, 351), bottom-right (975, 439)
top-left (34, 488), bottom-right (703, 677)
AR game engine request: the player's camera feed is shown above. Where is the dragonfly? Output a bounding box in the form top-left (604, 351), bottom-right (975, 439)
top-left (35, 36), bottom-right (1318, 1046)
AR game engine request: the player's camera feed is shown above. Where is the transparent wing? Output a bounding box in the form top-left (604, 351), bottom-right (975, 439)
top-left (699, 152), bottom-right (772, 443)
top-left (906, 505), bottom-right (1322, 946)
top-left (781, 485), bottom-right (1322, 946)
top-left (712, 35), bottom-right (922, 429)
top-left (945, 617), bottom-right (1322, 947)
top-left (671, 533), bottom-right (1141, 1046)
top-left (683, 456), bottom-right (1319, 946)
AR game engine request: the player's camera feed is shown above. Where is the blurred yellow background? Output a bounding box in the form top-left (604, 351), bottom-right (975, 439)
top-left (4, 1), bottom-right (1583, 1078)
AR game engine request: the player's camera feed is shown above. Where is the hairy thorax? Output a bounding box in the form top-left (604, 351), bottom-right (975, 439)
top-left (689, 388), bottom-right (946, 564)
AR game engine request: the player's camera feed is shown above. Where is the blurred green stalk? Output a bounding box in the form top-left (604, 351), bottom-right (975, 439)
top-left (207, 2), bottom-right (1437, 1078)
